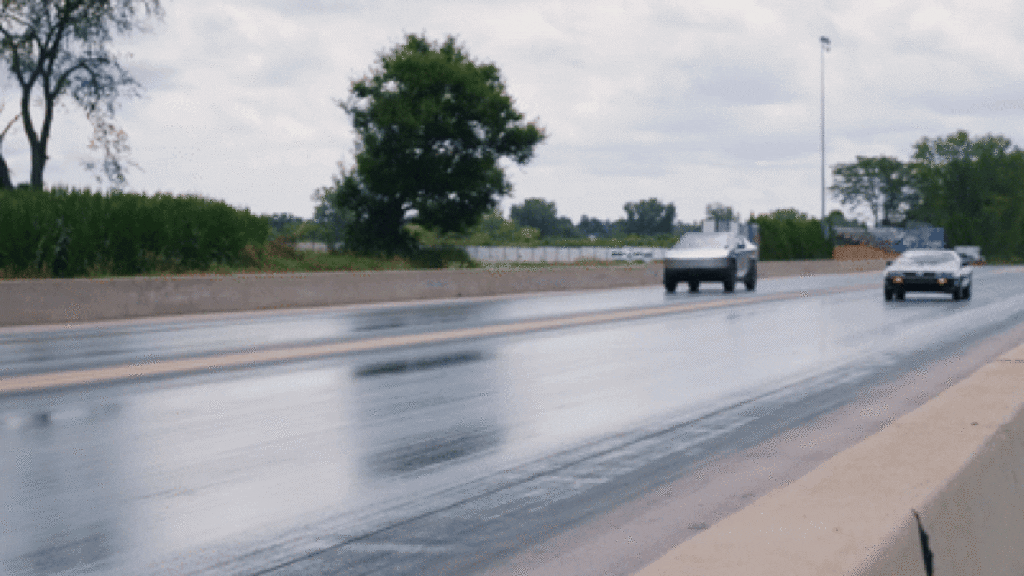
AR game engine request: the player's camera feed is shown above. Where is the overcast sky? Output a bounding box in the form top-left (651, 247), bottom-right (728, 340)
top-left (4, 0), bottom-right (1023, 224)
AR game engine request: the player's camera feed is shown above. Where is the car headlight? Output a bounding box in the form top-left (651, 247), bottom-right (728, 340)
top-left (891, 276), bottom-right (903, 284)
top-left (937, 278), bottom-right (947, 285)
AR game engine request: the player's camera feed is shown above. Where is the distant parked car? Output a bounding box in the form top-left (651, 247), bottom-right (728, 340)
top-left (953, 245), bottom-right (985, 265)
top-left (883, 249), bottom-right (973, 301)
top-left (610, 248), bottom-right (631, 261)
top-left (663, 231), bottom-right (758, 293)
top-left (611, 247), bottom-right (655, 262)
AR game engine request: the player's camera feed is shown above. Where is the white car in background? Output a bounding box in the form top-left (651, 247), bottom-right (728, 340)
top-left (610, 247), bottom-right (656, 262)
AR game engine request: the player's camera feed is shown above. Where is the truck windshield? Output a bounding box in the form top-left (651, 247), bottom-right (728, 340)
top-left (676, 233), bottom-right (730, 249)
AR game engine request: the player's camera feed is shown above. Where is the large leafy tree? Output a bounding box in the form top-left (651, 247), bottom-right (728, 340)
top-left (509, 197), bottom-right (574, 238)
top-left (0, 0), bottom-right (163, 188)
top-left (830, 156), bottom-right (914, 226)
top-left (909, 131), bottom-right (1024, 258)
top-left (334, 34), bottom-right (546, 255)
top-left (623, 197), bottom-right (675, 235)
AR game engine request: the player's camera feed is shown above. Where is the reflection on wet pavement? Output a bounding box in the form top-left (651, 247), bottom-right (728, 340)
top-left (2, 269), bottom-right (1024, 575)
top-left (353, 350), bottom-right (504, 477)
top-left (351, 302), bottom-right (496, 333)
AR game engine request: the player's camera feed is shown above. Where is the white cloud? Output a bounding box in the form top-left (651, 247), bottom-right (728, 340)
top-left (2, 0), bottom-right (1022, 223)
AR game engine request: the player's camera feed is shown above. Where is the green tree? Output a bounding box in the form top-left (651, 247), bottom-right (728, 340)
top-left (909, 131), bottom-right (1024, 259)
top-left (509, 197), bottom-right (574, 238)
top-left (333, 34), bottom-right (546, 255)
top-left (0, 0), bottom-right (163, 187)
top-left (830, 156), bottom-right (914, 226)
top-left (705, 202), bottom-right (735, 223)
top-left (465, 209), bottom-right (536, 245)
top-left (623, 197), bottom-right (675, 235)
top-left (578, 215), bottom-right (611, 238)
top-left (751, 208), bottom-right (832, 260)
top-left (311, 183), bottom-right (351, 251)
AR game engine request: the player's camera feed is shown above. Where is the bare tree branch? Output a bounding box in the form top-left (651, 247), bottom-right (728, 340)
top-left (0, 0), bottom-right (162, 188)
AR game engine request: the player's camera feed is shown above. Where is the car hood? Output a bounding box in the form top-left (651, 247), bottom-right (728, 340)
top-left (886, 263), bottom-right (960, 274)
top-left (665, 248), bottom-right (730, 259)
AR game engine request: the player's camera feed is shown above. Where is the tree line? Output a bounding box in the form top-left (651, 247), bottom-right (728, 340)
top-left (272, 195), bottom-right (692, 248)
top-left (830, 130), bottom-right (1024, 261)
top-left (314, 33), bottom-right (878, 261)
top-left (7, 11), bottom-right (1019, 269)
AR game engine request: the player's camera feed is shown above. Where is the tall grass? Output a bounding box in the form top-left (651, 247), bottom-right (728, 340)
top-left (0, 187), bottom-right (269, 278)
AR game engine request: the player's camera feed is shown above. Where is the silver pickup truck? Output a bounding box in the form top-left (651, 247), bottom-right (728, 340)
top-left (663, 221), bottom-right (759, 293)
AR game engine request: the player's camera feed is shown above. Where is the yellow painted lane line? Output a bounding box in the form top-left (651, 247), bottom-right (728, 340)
top-left (0, 283), bottom-right (876, 394)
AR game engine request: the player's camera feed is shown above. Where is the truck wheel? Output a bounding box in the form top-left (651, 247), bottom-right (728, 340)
top-left (688, 281), bottom-right (699, 292)
top-left (744, 262), bottom-right (757, 291)
top-left (965, 285), bottom-right (972, 299)
top-left (665, 281), bottom-right (677, 293)
top-left (896, 290), bottom-right (906, 301)
top-left (953, 285), bottom-right (962, 301)
top-left (884, 288), bottom-right (893, 301)
top-left (723, 258), bottom-right (737, 292)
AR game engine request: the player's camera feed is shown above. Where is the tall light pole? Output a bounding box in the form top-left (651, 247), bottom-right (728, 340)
top-left (820, 35), bottom-right (831, 237)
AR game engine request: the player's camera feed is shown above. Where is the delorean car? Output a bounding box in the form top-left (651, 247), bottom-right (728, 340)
top-left (883, 249), bottom-right (973, 301)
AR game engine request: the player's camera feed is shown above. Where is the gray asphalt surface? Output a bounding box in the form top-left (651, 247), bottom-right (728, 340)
top-left (2, 267), bottom-right (1024, 576)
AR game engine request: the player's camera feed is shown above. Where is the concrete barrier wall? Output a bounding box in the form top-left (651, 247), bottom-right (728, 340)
top-left (0, 265), bottom-right (658, 326)
top-left (634, 342), bottom-right (1024, 576)
top-left (0, 259), bottom-right (887, 327)
top-left (758, 258), bottom-right (886, 278)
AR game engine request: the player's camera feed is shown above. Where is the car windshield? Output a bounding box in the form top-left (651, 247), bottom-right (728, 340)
top-left (676, 233), bottom-right (729, 249)
top-left (896, 252), bottom-right (957, 266)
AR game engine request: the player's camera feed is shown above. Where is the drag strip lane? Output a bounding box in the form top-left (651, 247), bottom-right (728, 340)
top-left (0, 283), bottom-right (876, 395)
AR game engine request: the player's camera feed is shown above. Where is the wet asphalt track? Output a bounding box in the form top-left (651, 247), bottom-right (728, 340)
top-left (3, 267), bottom-right (1024, 575)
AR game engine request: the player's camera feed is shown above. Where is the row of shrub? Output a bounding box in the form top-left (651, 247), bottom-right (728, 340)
top-left (751, 215), bottom-right (834, 261)
top-left (0, 187), bottom-right (269, 278)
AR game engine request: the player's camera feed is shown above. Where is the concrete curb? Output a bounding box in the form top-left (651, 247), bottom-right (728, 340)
top-left (632, 342), bottom-right (1024, 576)
top-left (0, 259), bottom-right (888, 327)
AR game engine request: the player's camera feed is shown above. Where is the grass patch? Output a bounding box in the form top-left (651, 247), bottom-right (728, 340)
top-left (211, 251), bottom-right (420, 274)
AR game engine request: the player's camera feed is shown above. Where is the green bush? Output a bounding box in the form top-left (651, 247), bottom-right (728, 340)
top-left (752, 213), bottom-right (833, 260)
top-left (0, 186), bottom-right (270, 278)
top-left (408, 245), bottom-right (476, 269)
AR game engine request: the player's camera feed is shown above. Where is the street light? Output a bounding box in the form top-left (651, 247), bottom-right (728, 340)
top-left (820, 35), bottom-right (831, 237)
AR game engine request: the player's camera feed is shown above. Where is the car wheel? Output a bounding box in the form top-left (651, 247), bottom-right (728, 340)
top-left (723, 278), bottom-right (735, 292)
top-left (884, 288), bottom-right (893, 301)
top-left (744, 261), bottom-right (757, 291)
top-left (965, 285), bottom-right (972, 300)
top-left (688, 281), bottom-right (699, 292)
top-left (665, 281), bottom-right (677, 293)
top-left (895, 289), bottom-right (906, 301)
top-left (952, 287), bottom-right (962, 301)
